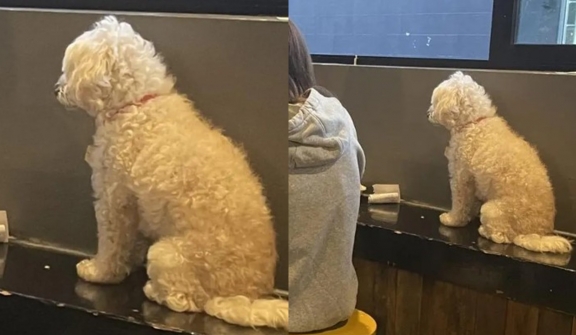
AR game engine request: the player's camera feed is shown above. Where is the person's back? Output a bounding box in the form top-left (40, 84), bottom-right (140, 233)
top-left (288, 88), bottom-right (365, 332)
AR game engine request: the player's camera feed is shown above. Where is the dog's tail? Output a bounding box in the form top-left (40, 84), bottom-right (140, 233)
top-left (204, 295), bottom-right (288, 329)
top-left (513, 234), bottom-right (573, 253)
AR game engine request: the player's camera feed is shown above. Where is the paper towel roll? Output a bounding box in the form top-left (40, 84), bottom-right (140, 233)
top-left (368, 192), bottom-right (400, 204)
top-left (0, 211), bottom-right (8, 243)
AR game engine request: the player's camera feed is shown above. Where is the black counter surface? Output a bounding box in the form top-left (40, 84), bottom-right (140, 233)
top-left (0, 243), bottom-right (285, 335)
top-left (3, 202), bottom-right (575, 333)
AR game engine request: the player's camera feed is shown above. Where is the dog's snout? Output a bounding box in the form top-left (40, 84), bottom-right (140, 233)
top-left (54, 84), bottom-right (61, 97)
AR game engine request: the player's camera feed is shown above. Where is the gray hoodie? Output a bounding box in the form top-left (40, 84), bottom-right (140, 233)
top-left (288, 89), bottom-right (365, 333)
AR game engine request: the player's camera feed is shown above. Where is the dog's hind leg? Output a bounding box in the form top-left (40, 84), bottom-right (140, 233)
top-left (144, 236), bottom-right (209, 313)
top-left (144, 279), bottom-right (202, 313)
top-left (479, 200), bottom-right (512, 244)
top-left (481, 201), bottom-right (573, 253)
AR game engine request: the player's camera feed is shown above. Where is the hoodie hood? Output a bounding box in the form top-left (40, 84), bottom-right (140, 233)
top-left (289, 89), bottom-right (358, 170)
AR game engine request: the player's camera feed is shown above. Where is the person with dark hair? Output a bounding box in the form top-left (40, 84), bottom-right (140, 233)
top-left (288, 20), bottom-right (366, 333)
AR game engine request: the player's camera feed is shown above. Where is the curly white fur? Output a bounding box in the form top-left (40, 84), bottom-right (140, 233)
top-left (55, 16), bottom-right (287, 328)
top-left (429, 71), bottom-right (572, 254)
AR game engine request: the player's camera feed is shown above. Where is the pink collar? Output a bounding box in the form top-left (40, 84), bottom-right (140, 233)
top-left (455, 116), bottom-right (490, 132)
top-left (103, 94), bottom-right (159, 122)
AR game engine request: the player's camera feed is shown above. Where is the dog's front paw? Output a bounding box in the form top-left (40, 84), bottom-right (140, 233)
top-left (439, 212), bottom-right (468, 227)
top-left (76, 259), bottom-right (127, 284)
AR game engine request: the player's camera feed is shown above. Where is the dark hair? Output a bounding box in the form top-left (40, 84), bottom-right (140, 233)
top-left (288, 20), bottom-right (333, 103)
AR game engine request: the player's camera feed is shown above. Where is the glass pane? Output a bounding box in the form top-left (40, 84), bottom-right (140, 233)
top-left (568, 2), bottom-right (576, 25)
top-left (565, 25), bottom-right (575, 43)
top-left (289, 0), bottom-right (493, 60)
top-left (516, 0), bottom-right (576, 44)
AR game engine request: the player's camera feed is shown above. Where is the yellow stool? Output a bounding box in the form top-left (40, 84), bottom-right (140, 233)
top-left (291, 309), bottom-right (377, 335)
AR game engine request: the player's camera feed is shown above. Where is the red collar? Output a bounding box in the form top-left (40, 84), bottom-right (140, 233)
top-left (455, 116), bottom-right (490, 132)
top-left (103, 94), bottom-right (159, 121)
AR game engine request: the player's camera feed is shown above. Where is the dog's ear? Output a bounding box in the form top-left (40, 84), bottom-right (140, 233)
top-left (436, 101), bottom-right (459, 129)
top-left (433, 85), bottom-right (471, 128)
top-left (451, 81), bottom-right (480, 123)
top-left (63, 41), bottom-right (115, 111)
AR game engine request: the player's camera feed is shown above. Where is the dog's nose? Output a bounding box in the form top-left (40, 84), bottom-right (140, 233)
top-left (54, 85), bottom-right (61, 97)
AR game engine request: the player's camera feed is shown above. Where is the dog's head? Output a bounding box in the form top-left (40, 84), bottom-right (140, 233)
top-left (55, 16), bottom-right (174, 116)
top-left (427, 71), bottom-right (495, 130)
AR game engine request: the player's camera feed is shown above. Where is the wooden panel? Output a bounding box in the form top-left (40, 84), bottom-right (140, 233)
top-left (354, 258), bottom-right (376, 313)
top-left (473, 292), bottom-right (507, 335)
top-left (450, 284), bottom-right (477, 335)
top-left (505, 301), bottom-right (538, 335)
top-left (353, 261), bottom-right (576, 335)
top-left (419, 277), bottom-right (437, 335)
top-left (419, 279), bottom-right (477, 335)
top-left (394, 269), bottom-right (422, 335)
top-left (537, 309), bottom-right (572, 335)
top-left (373, 263), bottom-right (397, 335)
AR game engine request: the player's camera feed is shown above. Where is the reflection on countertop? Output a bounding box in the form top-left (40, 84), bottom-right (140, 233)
top-left (0, 243), bottom-right (285, 335)
top-left (0, 244), bottom-right (6, 278)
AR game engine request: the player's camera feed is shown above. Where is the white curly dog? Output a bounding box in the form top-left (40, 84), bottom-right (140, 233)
top-left (55, 16), bottom-right (287, 328)
top-left (428, 71), bottom-right (572, 253)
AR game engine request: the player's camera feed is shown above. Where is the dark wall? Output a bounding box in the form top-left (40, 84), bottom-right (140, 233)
top-left (0, 10), bottom-right (288, 290)
top-left (315, 64), bottom-right (576, 234)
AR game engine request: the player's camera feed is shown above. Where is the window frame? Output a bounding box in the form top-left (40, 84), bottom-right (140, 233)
top-left (310, 0), bottom-right (576, 72)
top-left (0, 0), bottom-right (288, 17)
top-left (558, 0), bottom-right (571, 44)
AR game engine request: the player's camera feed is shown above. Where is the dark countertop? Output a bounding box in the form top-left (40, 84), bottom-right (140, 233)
top-left (0, 243), bottom-right (286, 335)
top-left (354, 202), bottom-right (576, 315)
top-left (3, 202), bottom-right (575, 332)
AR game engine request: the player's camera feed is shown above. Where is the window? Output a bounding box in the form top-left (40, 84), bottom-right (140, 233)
top-left (516, 0), bottom-right (576, 44)
top-left (0, 0), bottom-right (288, 17)
top-left (561, 0), bottom-right (576, 43)
top-left (289, 0), bottom-right (494, 60)
top-left (290, 0), bottom-right (576, 71)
